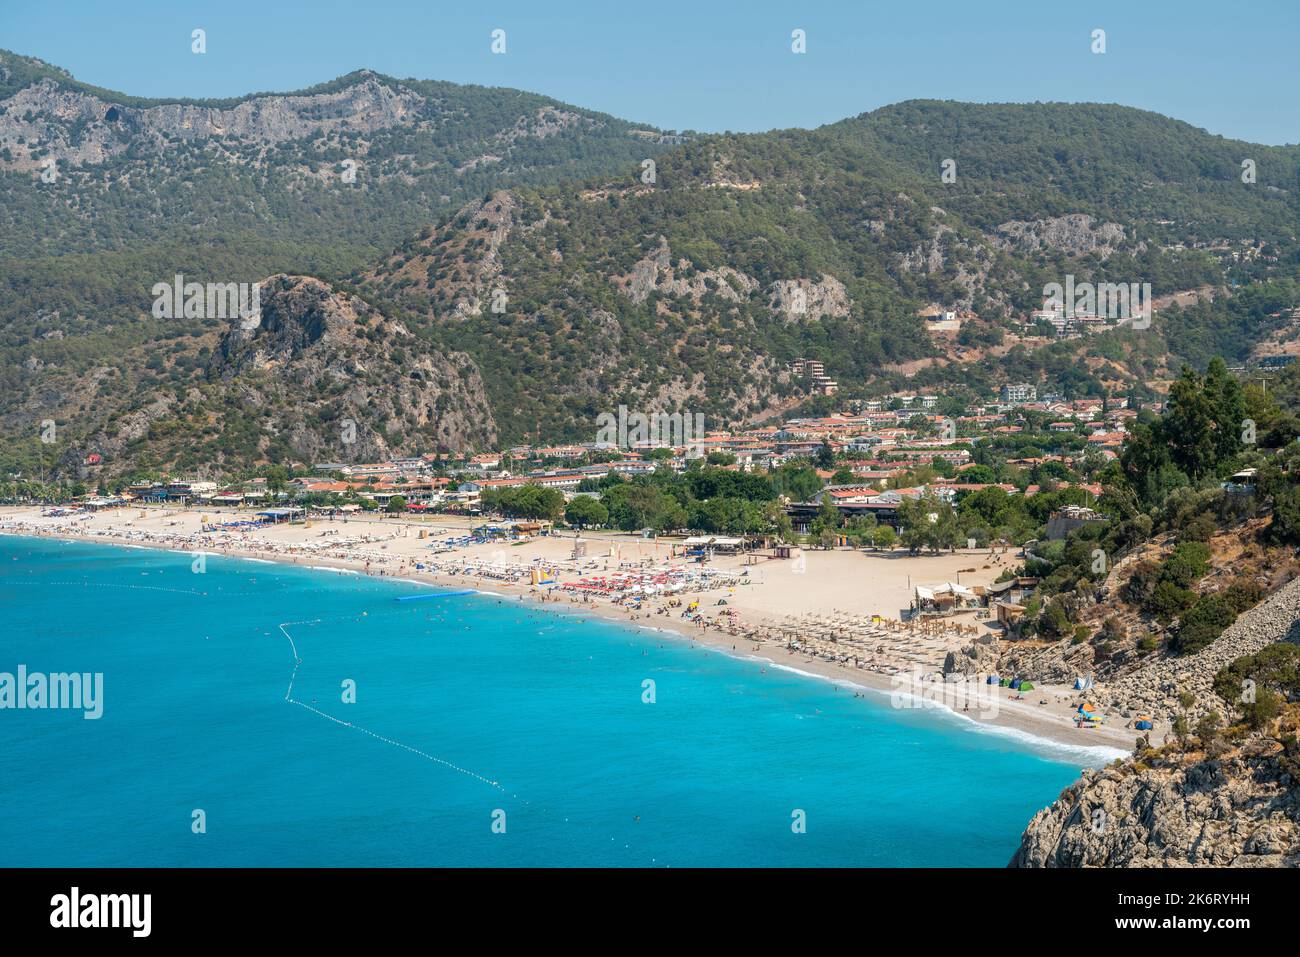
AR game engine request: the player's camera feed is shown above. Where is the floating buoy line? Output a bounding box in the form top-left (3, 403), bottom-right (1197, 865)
top-left (277, 616), bottom-right (504, 791)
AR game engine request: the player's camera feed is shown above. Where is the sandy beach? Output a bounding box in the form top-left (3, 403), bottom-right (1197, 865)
top-left (0, 503), bottom-right (1136, 755)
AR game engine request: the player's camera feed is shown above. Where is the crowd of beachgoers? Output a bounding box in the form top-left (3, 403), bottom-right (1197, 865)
top-left (0, 503), bottom-right (1140, 749)
top-left (2, 507), bottom-right (954, 664)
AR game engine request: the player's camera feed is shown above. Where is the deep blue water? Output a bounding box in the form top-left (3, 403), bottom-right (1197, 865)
top-left (0, 535), bottom-right (1105, 866)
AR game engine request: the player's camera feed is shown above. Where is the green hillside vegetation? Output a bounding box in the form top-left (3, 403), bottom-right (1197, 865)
top-left (4, 53), bottom-right (1300, 475)
top-left (359, 104), bottom-right (1300, 443)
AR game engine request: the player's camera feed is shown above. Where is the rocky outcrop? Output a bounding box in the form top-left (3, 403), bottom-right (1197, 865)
top-left (616, 241), bottom-right (851, 321)
top-left (1011, 575), bottom-right (1300, 869)
top-left (442, 192), bottom-right (517, 319)
top-left (895, 225), bottom-right (1000, 311)
top-left (216, 274), bottom-right (496, 459)
top-left (993, 214), bottom-right (1127, 258)
top-left (618, 238), bottom-right (759, 305)
top-left (495, 106), bottom-right (594, 145)
top-left (1011, 738), bottom-right (1300, 867)
top-left (363, 191), bottom-right (520, 320)
top-left (944, 635), bottom-right (1001, 676)
top-left (767, 275), bottom-right (851, 322)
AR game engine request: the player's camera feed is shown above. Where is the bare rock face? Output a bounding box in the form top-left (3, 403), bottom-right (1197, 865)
top-left (615, 240), bottom-right (850, 322)
top-left (0, 73), bottom-right (426, 169)
top-left (767, 275), bottom-right (851, 322)
top-left (446, 192), bottom-right (517, 319)
top-left (617, 237), bottom-right (759, 305)
top-left (944, 639), bottom-right (1000, 676)
top-left (894, 226), bottom-right (999, 311)
top-left (217, 274), bottom-right (496, 459)
top-left (1010, 743), bottom-right (1300, 868)
top-left (993, 214), bottom-right (1127, 257)
top-left (496, 106), bottom-right (594, 144)
top-left (75, 391), bottom-right (178, 471)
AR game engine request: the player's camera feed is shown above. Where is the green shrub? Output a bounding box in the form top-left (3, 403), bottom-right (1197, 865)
top-left (1147, 579), bottom-right (1196, 621)
top-left (1174, 594), bottom-right (1237, 655)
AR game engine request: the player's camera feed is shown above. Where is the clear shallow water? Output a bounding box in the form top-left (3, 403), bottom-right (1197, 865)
top-left (0, 535), bottom-right (1103, 866)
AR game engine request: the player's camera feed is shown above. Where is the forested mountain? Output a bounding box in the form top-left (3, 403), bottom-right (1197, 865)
top-left (3, 50), bottom-right (1299, 477)
top-left (356, 101), bottom-right (1300, 443)
top-left (0, 50), bottom-right (676, 474)
top-left (0, 49), bottom-right (679, 262)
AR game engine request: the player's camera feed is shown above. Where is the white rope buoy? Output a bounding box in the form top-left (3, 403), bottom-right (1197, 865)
top-left (277, 618), bottom-right (504, 791)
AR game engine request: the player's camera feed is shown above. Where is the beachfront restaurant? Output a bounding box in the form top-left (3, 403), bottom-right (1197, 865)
top-left (81, 496), bottom-right (127, 511)
top-left (913, 582), bottom-right (980, 614)
top-left (786, 499), bottom-right (902, 534)
top-left (677, 536), bottom-right (746, 559)
top-left (255, 507), bottom-right (304, 524)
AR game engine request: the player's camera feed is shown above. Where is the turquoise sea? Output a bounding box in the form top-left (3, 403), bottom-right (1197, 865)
top-left (0, 535), bottom-right (1112, 867)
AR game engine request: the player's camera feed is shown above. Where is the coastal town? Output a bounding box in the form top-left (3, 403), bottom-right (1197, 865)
top-left (3, 380), bottom-right (1210, 752)
top-left (18, 379), bottom-right (1137, 514)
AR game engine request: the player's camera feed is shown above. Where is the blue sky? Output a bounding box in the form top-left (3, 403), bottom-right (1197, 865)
top-left (3, 0), bottom-right (1297, 144)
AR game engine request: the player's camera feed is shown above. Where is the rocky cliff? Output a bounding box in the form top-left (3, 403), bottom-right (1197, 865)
top-left (213, 274), bottom-right (497, 462)
top-left (0, 55), bottom-right (641, 176)
top-left (0, 73), bottom-right (426, 169)
top-left (1010, 726), bottom-right (1300, 867)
